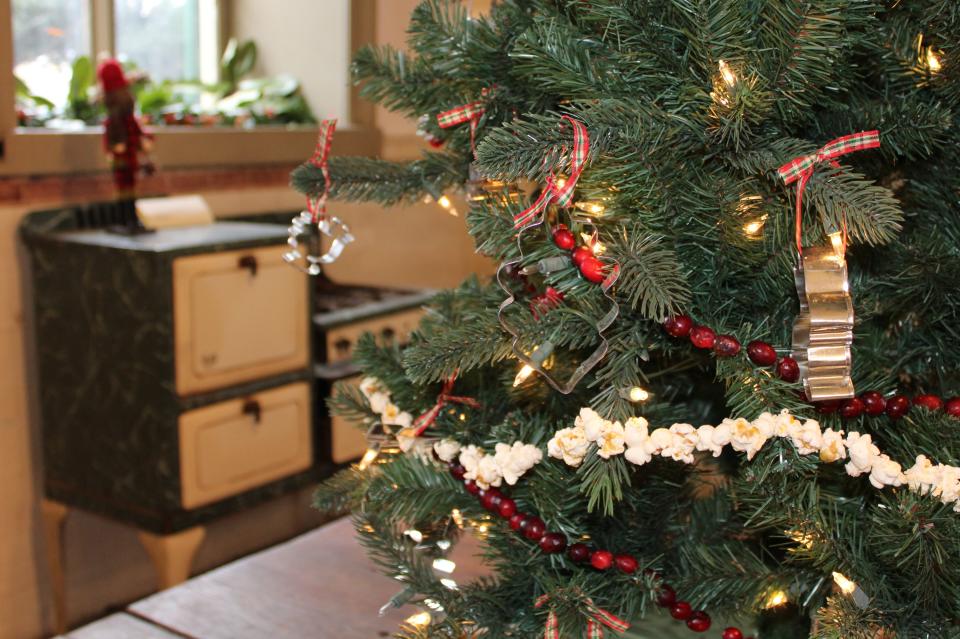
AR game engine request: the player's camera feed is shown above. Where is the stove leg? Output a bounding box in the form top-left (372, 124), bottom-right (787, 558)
top-left (40, 499), bottom-right (69, 635)
top-left (137, 526), bottom-right (206, 590)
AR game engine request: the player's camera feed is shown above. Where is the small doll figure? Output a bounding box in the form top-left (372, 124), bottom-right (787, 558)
top-left (97, 59), bottom-right (154, 198)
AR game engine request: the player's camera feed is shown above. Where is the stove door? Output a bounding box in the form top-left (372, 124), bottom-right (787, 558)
top-left (174, 245), bottom-right (309, 395)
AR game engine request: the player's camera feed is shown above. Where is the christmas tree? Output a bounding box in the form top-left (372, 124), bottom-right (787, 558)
top-left (298, 2), bottom-right (960, 637)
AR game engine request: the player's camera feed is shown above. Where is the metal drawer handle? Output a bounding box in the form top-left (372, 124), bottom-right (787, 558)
top-left (242, 398), bottom-right (262, 423)
top-left (238, 255), bottom-right (258, 276)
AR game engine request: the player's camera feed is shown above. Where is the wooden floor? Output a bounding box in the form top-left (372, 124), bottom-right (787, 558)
top-left (59, 516), bottom-right (729, 639)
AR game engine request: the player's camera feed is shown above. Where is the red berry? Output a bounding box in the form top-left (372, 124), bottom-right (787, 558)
top-left (568, 543), bottom-right (591, 563)
top-left (481, 490), bottom-right (503, 512)
top-left (449, 463), bottom-right (466, 480)
top-left (524, 516), bottom-right (546, 541)
top-left (689, 326), bottom-right (716, 349)
top-left (579, 255), bottom-right (607, 283)
top-left (777, 357), bottom-right (800, 383)
top-left (714, 334), bottom-right (741, 357)
top-left (428, 137), bottom-right (445, 148)
top-left (572, 246), bottom-right (592, 266)
top-left (552, 226), bottom-right (576, 251)
top-left (946, 397), bottom-right (960, 417)
top-left (840, 398), bottom-right (864, 419)
top-left (887, 395), bottom-right (910, 419)
top-left (590, 550), bottom-right (614, 570)
top-left (686, 611), bottom-right (711, 632)
top-left (816, 400), bottom-right (841, 415)
top-left (508, 513), bottom-right (526, 531)
top-left (498, 497), bottom-right (517, 519)
top-left (670, 601), bottom-right (693, 620)
top-left (664, 315), bottom-right (694, 338)
top-left (538, 532), bottom-right (567, 554)
top-left (914, 394), bottom-right (944, 411)
top-left (655, 585), bottom-right (676, 608)
top-left (614, 554), bottom-right (638, 574)
top-left (860, 391), bottom-right (886, 416)
top-left (746, 341), bottom-right (777, 366)
top-left (464, 479), bottom-right (480, 495)
top-left (722, 629), bottom-right (743, 639)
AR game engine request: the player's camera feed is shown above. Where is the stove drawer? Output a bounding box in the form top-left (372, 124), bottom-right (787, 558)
top-left (324, 308), bottom-right (424, 363)
top-left (174, 245), bottom-right (309, 396)
top-left (179, 382), bottom-right (312, 509)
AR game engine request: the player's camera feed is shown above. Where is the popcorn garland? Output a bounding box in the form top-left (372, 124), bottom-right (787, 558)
top-left (358, 377), bottom-right (543, 485)
top-left (435, 438), bottom-right (543, 489)
top-left (548, 408), bottom-right (960, 512)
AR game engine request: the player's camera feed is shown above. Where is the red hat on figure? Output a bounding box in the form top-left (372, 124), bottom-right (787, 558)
top-left (97, 59), bottom-right (129, 92)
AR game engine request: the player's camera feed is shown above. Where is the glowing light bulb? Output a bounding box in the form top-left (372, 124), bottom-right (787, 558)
top-left (436, 194), bottom-right (459, 216)
top-left (356, 447), bottom-right (380, 471)
top-left (832, 572), bottom-right (856, 595)
top-left (743, 214), bottom-right (768, 237)
top-left (829, 230), bottom-right (844, 257)
top-left (718, 59), bottom-right (737, 87)
top-left (591, 241), bottom-right (606, 255)
top-left (432, 558), bottom-right (456, 574)
top-left (459, 413), bottom-right (467, 421)
top-left (927, 47), bottom-right (942, 72)
top-left (765, 590), bottom-right (788, 608)
top-left (403, 529), bottom-right (423, 543)
top-left (554, 177), bottom-right (567, 190)
top-left (404, 611), bottom-right (432, 628)
top-left (628, 386), bottom-right (650, 402)
top-left (440, 577), bottom-right (458, 590)
top-left (451, 509), bottom-right (464, 527)
top-left (513, 364), bottom-right (534, 387)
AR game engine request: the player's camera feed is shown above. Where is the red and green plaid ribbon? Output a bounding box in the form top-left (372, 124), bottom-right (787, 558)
top-left (307, 119), bottom-right (337, 222)
top-left (534, 593), bottom-right (629, 639)
top-left (411, 374), bottom-right (481, 436)
top-left (514, 115), bottom-right (590, 230)
top-left (777, 130), bottom-right (879, 253)
top-left (436, 88), bottom-right (493, 154)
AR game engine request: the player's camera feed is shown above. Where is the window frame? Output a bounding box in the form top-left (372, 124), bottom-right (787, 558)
top-left (0, 0), bottom-right (378, 176)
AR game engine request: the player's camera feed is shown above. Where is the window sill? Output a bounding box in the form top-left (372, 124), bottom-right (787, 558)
top-left (0, 124), bottom-right (381, 176)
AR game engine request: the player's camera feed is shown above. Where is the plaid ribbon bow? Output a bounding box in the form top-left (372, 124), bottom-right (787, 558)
top-left (514, 115), bottom-right (590, 230)
top-left (307, 119), bottom-right (337, 222)
top-left (411, 375), bottom-right (481, 436)
top-left (777, 130), bottom-right (880, 253)
top-left (436, 88), bottom-right (493, 154)
top-left (534, 593), bottom-right (630, 639)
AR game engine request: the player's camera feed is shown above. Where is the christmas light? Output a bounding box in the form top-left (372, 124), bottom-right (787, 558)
top-left (765, 590), bottom-right (788, 608)
top-left (828, 230), bottom-right (844, 258)
top-left (403, 529), bottom-right (424, 543)
top-left (404, 611), bottom-right (432, 628)
top-left (437, 194), bottom-right (459, 216)
top-left (575, 200), bottom-right (606, 215)
top-left (356, 446), bottom-right (380, 471)
top-left (832, 571), bottom-right (856, 595)
top-left (440, 577), bottom-right (459, 590)
top-left (718, 59), bottom-right (737, 88)
top-left (432, 558), bottom-right (456, 574)
top-left (628, 386), bottom-right (650, 402)
top-left (451, 508), bottom-right (464, 527)
top-left (927, 47), bottom-right (942, 72)
top-left (743, 214), bottom-right (768, 237)
top-left (513, 364), bottom-right (534, 387)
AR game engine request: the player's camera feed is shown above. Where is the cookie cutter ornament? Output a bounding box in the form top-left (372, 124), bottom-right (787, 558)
top-left (496, 115), bottom-right (620, 394)
top-left (283, 119), bottom-right (354, 275)
top-left (778, 130), bottom-right (880, 401)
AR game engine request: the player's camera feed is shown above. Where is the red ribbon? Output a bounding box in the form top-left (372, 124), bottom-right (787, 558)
top-left (307, 119), bottom-right (337, 222)
top-left (534, 593), bottom-right (629, 639)
top-left (514, 115), bottom-right (590, 230)
top-left (436, 88), bottom-right (493, 155)
top-left (412, 375), bottom-right (481, 436)
top-left (777, 130), bottom-right (880, 253)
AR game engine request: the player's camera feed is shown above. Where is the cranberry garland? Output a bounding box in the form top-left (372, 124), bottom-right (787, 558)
top-left (553, 224), bottom-right (608, 284)
top-left (663, 314), bottom-right (960, 421)
top-left (447, 462), bottom-right (752, 637)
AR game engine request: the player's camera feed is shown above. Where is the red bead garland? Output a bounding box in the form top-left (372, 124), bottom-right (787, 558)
top-left (449, 461), bottom-right (752, 639)
top-left (661, 315), bottom-right (959, 422)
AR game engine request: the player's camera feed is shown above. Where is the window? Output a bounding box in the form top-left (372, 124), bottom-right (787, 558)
top-left (114, 0), bottom-right (219, 84)
top-left (12, 0), bottom-right (218, 112)
top-left (12, 0), bottom-right (91, 109)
